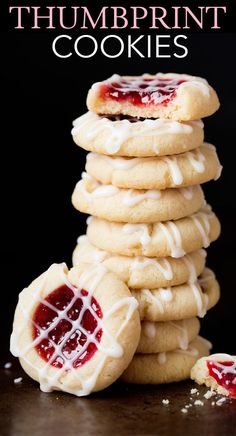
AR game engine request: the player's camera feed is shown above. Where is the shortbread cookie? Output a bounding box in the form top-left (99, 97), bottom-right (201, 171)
top-left (86, 143), bottom-right (222, 190)
top-left (73, 236), bottom-right (206, 289)
top-left (87, 73), bottom-right (220, 120)
top-left (191, 354), bottom-right (236, 398)
top-left (72, 174), bottom-right (205, 223)
top-left (131, 268), bottom-right (220, 321)
top-left (10, 263), bottom-right (140, 397)
top-left (137, 317), bottom-right (200, 354)
top-left (87, 206), bottom-right (220, 257)
top-left (121, 336), bottom-right (212, 384)
top-left (72, 111), bottom-right (204, 157)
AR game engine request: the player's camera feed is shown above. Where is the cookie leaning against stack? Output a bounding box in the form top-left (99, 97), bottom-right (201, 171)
top-left (72, 73), bottom-right (222, 385)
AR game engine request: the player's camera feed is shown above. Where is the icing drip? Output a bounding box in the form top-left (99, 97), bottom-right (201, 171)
top-left (158, 221), bottom-right (185, 258)
top-left (10, 264), bottom-right (138, 397)
top-left (164, 157), bottom-right (183, 185)
top-left (72, 112), bottom-right (199, 155)
top-left (123, 223), bottom-right (151, 246)
top-left (190, 283), bottom-right (208, 318)
top-left (157, 352), bottom-right (167, 364)
top-left (170, 320), bottom-right (189, 350)
top-left (179, 187), bottom-right (194, 200)
top-left (186, 149), bottom-right (205, 173)
top-left (131, 257), bottom-right (173, 281)
top-left (141, 287), bottom-right (173, 315)
top-left (123, 189), bottom-right (161, 207)
top-left (191, 209), bottom-right (211, 248)
top-left (143, 322), bottom-right (156, 338)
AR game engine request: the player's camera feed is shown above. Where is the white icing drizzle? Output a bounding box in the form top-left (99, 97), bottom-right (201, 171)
top-left (191, 209), bottom-right (211, 248)
top-left (10, 263), bottom-right (138, 397)
top-left (131, 257), bottom-right (173, 281)
top-left (190, 282), bottom-right (208, 318)
top-left (164, 157), bottom-right (183, 185)
top-left (72, 112), bottom-right (200, 155)
top-left (123, 223), bottom-right (151, 246)
top-left (86, 216), bottom-right (93, 225)
top-left (143, 322), bottom-right (156, 338)
top-left (179, 187), bottom-right (194, 200)
top-left (182, 254), bottom-right (198, 283)
top-left (186, 149), bottom-right (206, 173)
top-left (169, 320), bottom-right (189, 350)
top-left (141, 287), bottom-right (173, 315)
top-left (157, 352), bottom-right (167, 364)
top-left (158, 221), bottom-right (185, 258)
top-left (123, 189), bottom-right (161, 207)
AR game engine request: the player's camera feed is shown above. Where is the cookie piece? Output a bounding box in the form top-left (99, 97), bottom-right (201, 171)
top-left (86, 144), bottom-right (222, 190)
top-left (121, 336), bottom-right (212, 384)
top-left (131, 268), bottom-right (220, 321)
top-left (10, 263), bottom-right (140, 397)
top-left (72, 112), bottom-right (204, 157)
top-left (87, 73), bottom-right (220, 120)
top-left (73, 236), bottom-right (206, 289)
top-left (72, 174), bottom-right (205, 223)
top-left (191, 354), bottom-right (236, 398)
top-left (138, 318), bottom-right (200, 354)
top-left (87, 206), bottom-right (220, 257)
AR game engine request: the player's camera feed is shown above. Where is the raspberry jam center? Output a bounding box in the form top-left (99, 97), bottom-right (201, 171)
top-left (207, 360), bottom-right (236, 398)
top-left (32, 284), bottom-right (103, 369)
top-left (100, 77), bottom-right (186, 107)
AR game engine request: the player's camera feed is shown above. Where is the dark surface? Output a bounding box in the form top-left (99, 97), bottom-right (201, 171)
top-left (1, 358), bottom-right (236, 436)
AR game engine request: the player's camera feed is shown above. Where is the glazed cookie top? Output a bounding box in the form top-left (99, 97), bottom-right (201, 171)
top-left (72, 111), bottom-right (204, 157)
top-left (10, 263), bottom-right (140, 397)
top-left (87, 73), bottom-right (220, 120)
top-left (191, 354), bottom-right (236, 398)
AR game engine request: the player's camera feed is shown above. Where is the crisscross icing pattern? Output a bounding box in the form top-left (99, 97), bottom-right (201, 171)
top-left (100, 75), bottom-right (186, 106)
top-left (10, 263), bottom-right (138, 396)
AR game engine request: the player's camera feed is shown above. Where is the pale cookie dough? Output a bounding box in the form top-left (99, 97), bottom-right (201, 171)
top-left (10, 263), bottom-right (140, 397)
top-left (72, 174), bottom-right (205, 223)
top-left (87, 73), bottom-right (220, 120)
top-left (73, 236), bottom-right (206, 289)
top-left (121, 336), bottom-right (212, 385)
top-left (85, 143), bottom-right (222, 190)
top-left (137, 317), bottom-right (200, 354)
top-left (191, 354), bottom-right (236, 398)
top-left (131, 268), bottom-right (220, 321)
top-left (86, 206), bottom-right (221, 257)
top-left (72, 111), bottom-right (204, 157)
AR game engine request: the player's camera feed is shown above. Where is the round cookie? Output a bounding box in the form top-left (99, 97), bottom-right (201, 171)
top-left (87, 73), bottom-right (220, 120)
top-left (131, 268), bottom-right (220, 321)
top-left (72, 174), bottom-right (205, 223)
top-left (10, 263), bottom-right (140, 397)
top-left (86, 206), bottom-right (221, 258)
top-left (72, 111), bottom-right (204, 157)
top-left (121, 336), bottom-right (212, 385)
top-left (191, 354), bottom-right (236, 398)
top-left (86, 144), bottom-right (222, 190)
top-left (73, 236), bottom-right (206, 289)
top-left (138, 318), bottom-right (200, 354)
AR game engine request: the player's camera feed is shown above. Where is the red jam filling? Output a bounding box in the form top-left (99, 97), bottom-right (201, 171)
top-left (100, 77), bottom-right (186, 107)
top-left (207, 360), bottom-right (236, 398)
top-left (32, 284), bottom-right (103, 369)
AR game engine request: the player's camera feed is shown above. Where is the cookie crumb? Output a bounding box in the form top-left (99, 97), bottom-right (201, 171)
top-left (194, 400), bottom-right (204, 406)
top-left (14, 377), bottom-right (23, 384)
top-left (185, 404), bottom-right (192, 408)
top-left (191, 388), bottom-right (198, 394)
top-left (204, 390), bottom-right (216, 399)
top-left (181, 408), bottom-right (188, 414)
top-left (162, 399), bottom-right (169, 405)
top-left (4, 362), bottom-right (12, 369)
top-left (216, 397), bottom-right (227, 406)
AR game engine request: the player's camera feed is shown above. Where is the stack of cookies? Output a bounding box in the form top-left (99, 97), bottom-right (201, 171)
top-left (71, 73), bottom-right (222, 385)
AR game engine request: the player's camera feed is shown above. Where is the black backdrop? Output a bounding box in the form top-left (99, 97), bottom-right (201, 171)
top-left (1, 1), bottom-right (236, 354)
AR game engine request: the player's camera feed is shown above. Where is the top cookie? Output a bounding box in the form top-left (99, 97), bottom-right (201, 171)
top-left (87, 73), bottom-right (220, 121)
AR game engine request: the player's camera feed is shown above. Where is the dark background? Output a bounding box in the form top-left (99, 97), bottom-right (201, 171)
top-left (1, 1), bottom-right (236, 355)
